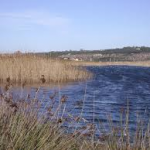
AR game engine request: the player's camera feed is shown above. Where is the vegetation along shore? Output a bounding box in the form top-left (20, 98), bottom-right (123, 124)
top-left (0, 54), bottom-right (91, 84)
top-left (0, 82), bottom-right (150, 150)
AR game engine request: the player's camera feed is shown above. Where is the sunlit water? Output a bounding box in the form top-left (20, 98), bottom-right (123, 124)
top-left (2, 65), bottom-right (150, 136)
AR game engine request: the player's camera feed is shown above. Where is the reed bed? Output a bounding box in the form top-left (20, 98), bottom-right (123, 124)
top-left (0, 54), bottom-right (91, 84)
top-left (1, 83), bottom-right (150, 150)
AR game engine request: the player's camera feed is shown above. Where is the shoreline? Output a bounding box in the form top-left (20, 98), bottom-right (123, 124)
top-left (74, 60), bottom-right (150, 67)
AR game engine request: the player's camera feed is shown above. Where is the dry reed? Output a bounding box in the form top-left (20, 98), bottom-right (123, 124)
top-left (1, 84), bottom-right (150, 150)
top-left (1, 81), bottom-right (150, 150)
top-left (0, 54), bottom-right (91, 84)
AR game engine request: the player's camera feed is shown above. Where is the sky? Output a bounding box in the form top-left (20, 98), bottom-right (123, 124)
top-left (0, 0), bottom-right (150, 53)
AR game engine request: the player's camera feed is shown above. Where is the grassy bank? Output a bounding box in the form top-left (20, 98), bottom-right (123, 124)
top-left (74, 60), bottom-right (150, 67)
top-left (0, 54), bottom-right (91, 84)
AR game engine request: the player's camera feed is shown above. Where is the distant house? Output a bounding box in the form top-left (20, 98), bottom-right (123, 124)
top-left (63, 57), bottom-right (69, 60)
top-left (74, 58), bottom-right (79, 61)
top-left (136, 47), bottom-right (141, 51)
top-left (71, 57), bottom-right (83, 61)
top-left (93, 54), bottom-right (102, 57)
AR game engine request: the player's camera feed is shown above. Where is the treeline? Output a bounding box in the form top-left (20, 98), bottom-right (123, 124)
top-left (43, 46), bottom-right (150, 57)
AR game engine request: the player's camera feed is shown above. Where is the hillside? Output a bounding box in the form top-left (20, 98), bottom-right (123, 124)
top-left (43, 46), bottom-right (150, 62)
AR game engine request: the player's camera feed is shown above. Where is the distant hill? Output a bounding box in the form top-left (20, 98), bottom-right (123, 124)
top-left (36, 46), bottom-right (150, 62)
top-left (44, 46), bottom-right (150, 56)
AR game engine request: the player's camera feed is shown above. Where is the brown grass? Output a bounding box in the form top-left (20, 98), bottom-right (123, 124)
top-left (74, 60), bottom-right (150, 67)
top-left (0, 54), bottom-right (91, 84)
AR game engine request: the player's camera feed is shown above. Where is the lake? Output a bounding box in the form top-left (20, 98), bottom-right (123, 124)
top-left (2, 65), bottom-right (150, 136)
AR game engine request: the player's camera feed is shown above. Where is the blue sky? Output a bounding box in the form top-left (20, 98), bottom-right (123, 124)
top-left (0, 0), bottom-right (150, 52)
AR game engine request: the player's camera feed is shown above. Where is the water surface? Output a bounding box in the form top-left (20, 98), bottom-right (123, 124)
top-left (3, 65), bottom-right (150, 135)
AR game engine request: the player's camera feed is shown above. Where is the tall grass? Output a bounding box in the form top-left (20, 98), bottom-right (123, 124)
top-left (1, 83), bottom-right (150, 150)
top-left (0, 54), bottom-right (91, 84)
top-left (0, 89), bottom-right (78, 150)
